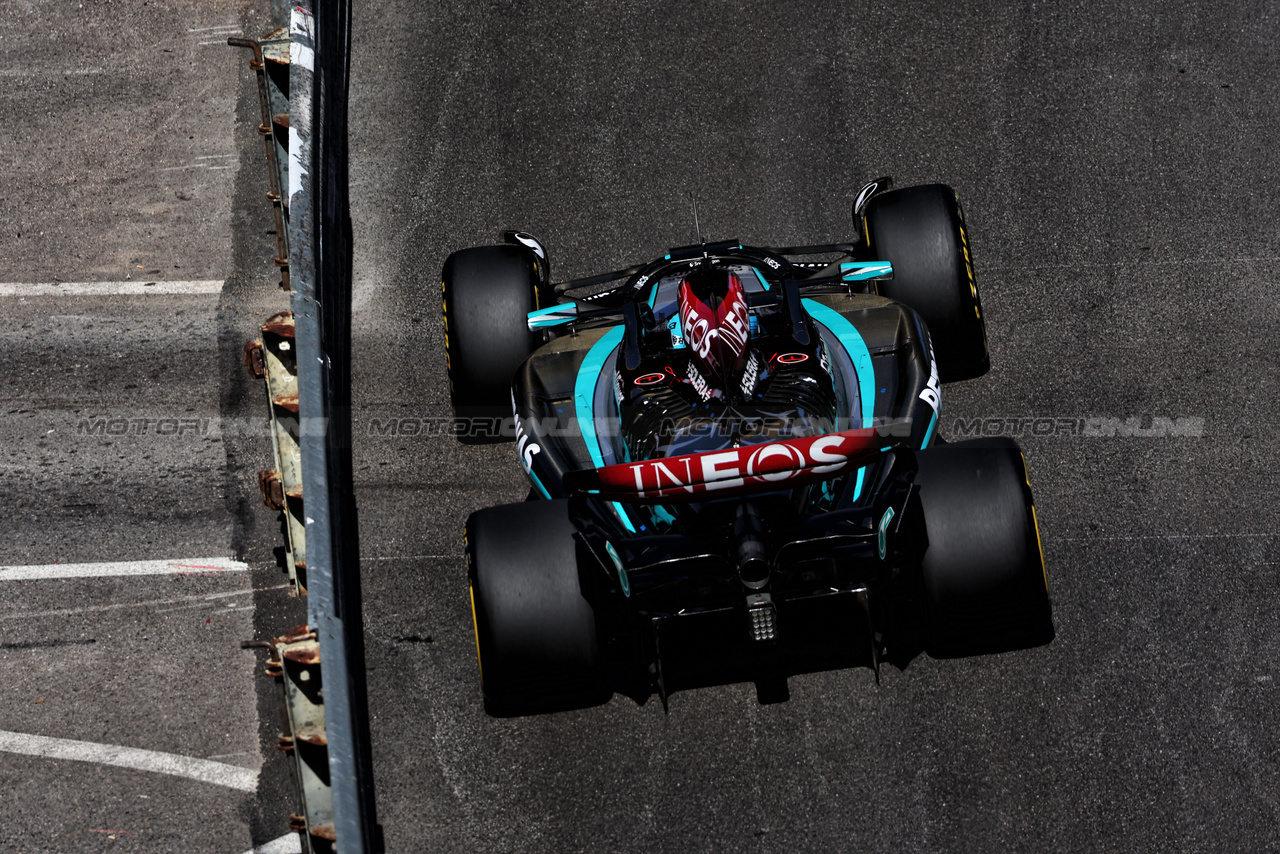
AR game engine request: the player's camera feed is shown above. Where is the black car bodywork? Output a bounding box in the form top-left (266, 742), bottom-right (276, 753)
top-left (511, 241), bottom-right (946, 700)
top-left (450, 183), bottom-right (1051, 713)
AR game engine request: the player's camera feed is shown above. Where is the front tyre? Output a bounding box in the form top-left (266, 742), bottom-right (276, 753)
top-left (441, 245), bottom-right (540, 443)
top-left (914, 438), bottom-right (1054, 658)
top-left (466, 499), bottom-right (609, 715)
top-left (863, 184), bottom-right (989, 383)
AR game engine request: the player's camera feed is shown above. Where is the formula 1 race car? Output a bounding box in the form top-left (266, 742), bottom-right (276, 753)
top-left (442, 180), bottom-right (1054, 714)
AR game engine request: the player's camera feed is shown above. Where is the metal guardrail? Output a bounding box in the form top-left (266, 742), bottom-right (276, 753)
top-left (291, 0), bottom-right (383, 850)
top-left (271, 626), bottom-right (334, 845)
top-left (227, 29), bottom-right (292, 290)
top-left (246, 312), bottom-right (309, 595)
top-left (233, 0), bottom-right (381, 850)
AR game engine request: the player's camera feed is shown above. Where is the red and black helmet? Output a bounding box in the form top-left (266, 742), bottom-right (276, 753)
top-left (677, 265), bottom-right (752, 391)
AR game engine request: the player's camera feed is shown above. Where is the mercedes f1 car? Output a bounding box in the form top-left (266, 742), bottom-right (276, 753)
top-left (442, 180), bottom-right (1054, 714)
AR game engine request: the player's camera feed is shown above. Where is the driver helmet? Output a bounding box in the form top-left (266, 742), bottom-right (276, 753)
top-left (677, 265), bottom-right (752, 391)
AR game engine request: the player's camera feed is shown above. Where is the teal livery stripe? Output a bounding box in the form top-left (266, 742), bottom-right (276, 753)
top-left (612, 501), bottom-right (637, 532)
top-left (839, 261), bottom-right (893, 282)
top-left (572, 326), bottom-right (634, 531)
top-left (922, 410), bottom-right (938, 449)
top-left (803, 299), bottom-right (877, 504)
top-left (527, 470), bottom-right (552, 499)
top-left (574, 326), bottom-right (624, 468)
top-left (801, 299), bottom-right (876, 429)
top-left (527, 303), bottom-right (578, 329)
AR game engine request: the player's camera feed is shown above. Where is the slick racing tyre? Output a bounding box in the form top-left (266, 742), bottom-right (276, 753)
top-left (914, 438), bottom-right (1054, 658)
top-left (441, 244), bottom-right (541, 443)
top-left (862, 184), bottom-right (990, 383)
top-left (466, 499), bottom-right (609, 715)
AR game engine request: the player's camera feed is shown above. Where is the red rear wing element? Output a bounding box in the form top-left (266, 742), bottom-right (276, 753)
top-left (565, 428), bottom-right (905, 502)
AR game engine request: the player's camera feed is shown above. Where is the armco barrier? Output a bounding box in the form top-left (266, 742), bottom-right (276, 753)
top-left (233, 0), bottom-right (381, 851)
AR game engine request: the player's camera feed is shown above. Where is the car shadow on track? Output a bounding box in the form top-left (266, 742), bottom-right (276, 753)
top-left (604, 595), bottom-right (934, 710)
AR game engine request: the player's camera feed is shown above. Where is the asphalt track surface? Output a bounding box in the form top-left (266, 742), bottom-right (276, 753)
top-left (0, 1), bottom-right (1276, 852)
top-left (0, 1), bottom-right (303, 851)
top-left (348, 3), bottom-right (1279, 852)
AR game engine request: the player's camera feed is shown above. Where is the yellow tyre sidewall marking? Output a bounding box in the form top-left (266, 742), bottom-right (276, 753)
top-left (1020, 452), bottom-right (1050, 595)
top-left (469, 580), bottom-right (484, 684)
top-left (1031, 504), bottom-right (1049, 595)
top-left (465, 526), bottom-right (483, 684)
top-left (441, 280), bottom-right (452, 372)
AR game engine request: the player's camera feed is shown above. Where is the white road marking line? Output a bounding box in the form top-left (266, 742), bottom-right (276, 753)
top-left (0, 68), bottom-right (105, 77)
top-left (241, 833), bottom-right (304, 854)
top-left (0, 558), bottom-right (248, 582)
top-left (155, 599), bottom-right (249, 614)
top-left (187, 24), bottom-right (240, 32)
top-left (0, 280), bottom-right (224, 297)
top-left (0, 586), bottom-right (286, 622)
top-left (0, 730), bottom-right (258, 791)
top-left (156, 604), bottom-right (219, 614)
top-left (206, 589), bottom-right (258, 600)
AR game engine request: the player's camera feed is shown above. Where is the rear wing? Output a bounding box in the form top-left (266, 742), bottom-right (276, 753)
top-left (563, 427), bottom-right (910, 502)
top-left (531, 259), bottom-right (894, 331)
top-left (544, 242), bottom-right (893, 316)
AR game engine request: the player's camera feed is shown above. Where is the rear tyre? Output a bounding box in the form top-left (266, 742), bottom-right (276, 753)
top-left (914, 438), bottom-right (1054, 658)
top-left (441, 245), bottom-right (540, 443)
top-left (466, 499), bottom-right (609, 715)
top-left (863, 184), bottom-right (989, 382)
